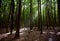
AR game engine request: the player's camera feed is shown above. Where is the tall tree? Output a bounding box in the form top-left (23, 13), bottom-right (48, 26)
top-left (46, 0), bottom-right (51, 29)
top-left (10, 0), bottom-right (14, 34)
top-left (37, 0), bottom-right (42, 34)
top-left (22, 0), bottom-right (25, 28)
top-left (57, 0), bottom-right (60, 26)
top-left (30, 0), bottom-right (33, 30)
top-left (6, 4), bottom-right (11, 33)
top-left (40, 0), bottom-right (42, 34)
top-left (53, 0), bottom-right (56, 29)
top-left (37, 0), bottom-right (40, 30)
top-left (15, 0), bottom-right (21, 38)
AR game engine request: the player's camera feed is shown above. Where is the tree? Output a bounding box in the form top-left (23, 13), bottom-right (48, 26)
top-left (37, 0), bottom-right (42, 34)
top-left (15, 0), bottom-right (21, 38)
top-left (6, 4), bottom-right (11, 33)
top-left (57, 0), bottom-right (60, 26)
top-left (10, 0), bottom-right (14, 34)
top-left (53, 0), bottom-right (56, 29)
top-left (45, 0), bottom-right (51, 29)
top-left (30, 0), bottom-right (33, 30)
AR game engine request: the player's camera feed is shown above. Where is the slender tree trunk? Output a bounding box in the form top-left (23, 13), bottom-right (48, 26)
top-left (15, 0), bottom-right (21, 38)
top-left (0, 0), bottom-right (2, 27)
top-left (46, 0), bottom-right (51, 30)
top-left (10, 0), bottom-right (14, 34)
top-left (50, 0), bottom-right (54, 30)
top-left (39, 0), bottom-right (42, 34)
top-left (30, 0), bottom-right (33, 30)
top-left (37, 0), bottom-right (42, 34)
top-left (22, 0), bottom-right (25, 28)
top-left (43, 8), bottom-right (44, 27)
top-left (37, 0), bottom-right (40, 30)
top-left (57, 0), bottom-right (60, 26)
top-left (0, 8), bottom-right (1, 28)
top-left (53, 0), bottom-right (56, 30)
top-left (6, 14), bottom-right (10, 33)
top-left (6, 5), bottom-right (11, 32)
top-left (22, 5), bottom-right (24, 28)
top-left (48, 1), bottom-right (51, 30)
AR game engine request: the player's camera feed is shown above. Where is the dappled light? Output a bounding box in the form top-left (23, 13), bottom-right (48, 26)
top-left (0, 0), bottom-right (60, 41)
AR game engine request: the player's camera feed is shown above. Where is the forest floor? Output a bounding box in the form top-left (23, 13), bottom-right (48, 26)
top-left (0, 27), bottom-right (60, 41)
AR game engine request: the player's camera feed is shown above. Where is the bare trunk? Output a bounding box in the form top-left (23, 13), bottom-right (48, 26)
top-left (15, 0), bottom-right (21, 38)
top-left (57, 0), bottom-right (60, 26)
top-left (37, 0), bottom-right (42, 34)
top-left (10, 0), bottom-right (14, 34)
top-left (30, 0), bottom-right (33, 30)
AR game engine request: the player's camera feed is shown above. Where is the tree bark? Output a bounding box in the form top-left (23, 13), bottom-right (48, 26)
top-left (57, 0), bottom-right (60, 26)
top-left (30, 0), bottom-right (33, 30)
top-left (37, 0), bottom-right (40, 30)
top-left (53, 0), bottom-right (56, 29)
top-left (10, 0), bottom-right (14, 34)
top-left (15, 0), bottom-right (21, 38)
top-left (37, 0), bottom-right (42, 34)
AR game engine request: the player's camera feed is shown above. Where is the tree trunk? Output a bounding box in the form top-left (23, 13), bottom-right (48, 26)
top-left (30, 0), bottom-right (33, 30)
top-left (53, 0), bottom-right (56, 30)
top-left (37, 0), bottom-right (42, 34)
top-left (46, 0), bottom-right (51, 30)
top-left (10, 0), bottom-right (14, 34)
top-left (37, 0), bottom-right (40, 31)
top-left (15, 0), bottom-right (21, 38)
top-left (57, 0), bottom-right (60, 26)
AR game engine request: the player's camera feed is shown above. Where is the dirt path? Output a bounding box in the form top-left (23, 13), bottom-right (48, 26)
top-left (0, 28), bottom-right (60, 41)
